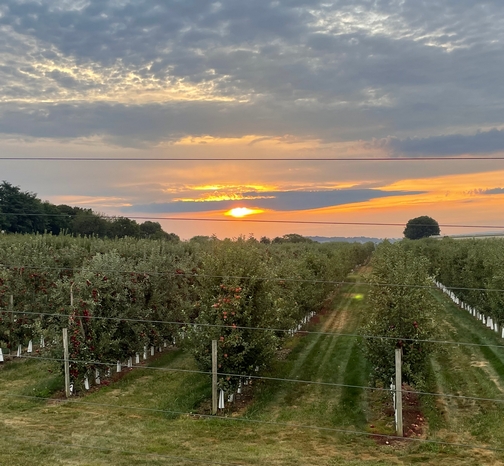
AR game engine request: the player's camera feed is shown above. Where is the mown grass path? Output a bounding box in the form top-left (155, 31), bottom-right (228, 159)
top-left (247, 273), bottom-right (370, 433)
top-left (423, 290), bottom-right (504, 453)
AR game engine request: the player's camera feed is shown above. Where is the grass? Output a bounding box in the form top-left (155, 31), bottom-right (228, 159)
top-left (2, 272), bottom-right (504, 464)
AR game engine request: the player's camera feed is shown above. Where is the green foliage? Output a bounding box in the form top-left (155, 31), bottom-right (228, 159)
top-left (406, 237), bottom-right (504, 324)
top-left (403, 216), bottom-right (440, 240)
top-left (363, 241), bottom-right (440, 388)
top-left (185, 238), bottom-right (282, 390)
top-left (272, 233), bottom-right (313, 244)
top-left (0, 181), bottom-right (47, 234)
top-left (0, 180), bottom-right (178, 239)
top-left (0, 233), bottom-right (373, 393)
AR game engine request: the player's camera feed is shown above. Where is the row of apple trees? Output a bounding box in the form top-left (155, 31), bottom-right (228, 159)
top-left (0, 234), bottom-right (374, 390)
top-left (363, 241), bottom-right (440, 389)
top-left (403, 237), bottom-right (504, 326)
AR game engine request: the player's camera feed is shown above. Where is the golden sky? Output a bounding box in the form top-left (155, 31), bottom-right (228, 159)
top-left (1, 1), bottom-right (504, 239)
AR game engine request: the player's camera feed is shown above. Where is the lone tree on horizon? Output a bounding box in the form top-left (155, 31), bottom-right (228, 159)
top-left (403, 216), bottom-right (440, 240)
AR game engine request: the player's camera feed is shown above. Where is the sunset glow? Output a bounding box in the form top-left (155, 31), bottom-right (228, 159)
top-left (2, 0), bottom-right (504, 241)
top-left (226, 207), bottom-right (264, 218)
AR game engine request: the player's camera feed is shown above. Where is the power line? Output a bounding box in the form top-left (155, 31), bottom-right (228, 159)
top-left (3, 262), bottom-right (504, 299)
top-left (3, 308), bottom-right (504, 350)
top-left (1, 211), bottom-right (504, 230)
top-left (2, 262), bottom-right (504, 294)
top-left (5, 393), bottom-right (504, 454)
top-left (1, 156), bottom-right (504, 162)
top-left (7, 354), bottom-right (504, 405)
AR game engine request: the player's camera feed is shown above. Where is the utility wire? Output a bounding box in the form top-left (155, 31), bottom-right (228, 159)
top-left (1, 307), bottom-right (503, 350)
top-left (1, 263), bottom-right (504, 294)
top-left (1, 156), bottom-right (504, 161)
top-left (7, 354), bottom-right (504, 405)
top-left (4, 393), bottom-right (504, 454)
top-left (1, 211), bottom-right (503, 230)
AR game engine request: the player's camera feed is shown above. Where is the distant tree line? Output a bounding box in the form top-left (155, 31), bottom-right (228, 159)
top-left (0, 181), bottom-right (179, 240)
top-left (259, 233), bottom-right (314, 244)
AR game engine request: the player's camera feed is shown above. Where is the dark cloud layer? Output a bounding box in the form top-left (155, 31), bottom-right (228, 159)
top-left (1, 1), bottom-right (504, 146)
top-left (482, 187), bottom-right (504, 195)
top-left (382, 128), bottom-right (504, 156)
top-left (122, 188), bottom-right (423, 213)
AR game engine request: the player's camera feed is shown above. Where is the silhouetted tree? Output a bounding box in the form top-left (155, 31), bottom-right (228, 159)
top-left (404, 216), bottom-right (440, 240)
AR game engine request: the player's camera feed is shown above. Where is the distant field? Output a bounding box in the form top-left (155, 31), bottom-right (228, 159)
top-left (1, 272), bottom-right (504, 465)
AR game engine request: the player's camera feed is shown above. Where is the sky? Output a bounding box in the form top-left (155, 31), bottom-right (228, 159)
top-left (1, 0), bottom-right (504, 240)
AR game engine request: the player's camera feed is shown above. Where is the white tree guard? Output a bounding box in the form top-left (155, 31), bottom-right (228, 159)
top-left (218, 389), bottom-right (225, 409)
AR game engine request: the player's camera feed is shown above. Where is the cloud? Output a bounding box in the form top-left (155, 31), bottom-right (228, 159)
top-left (379, 128), bottom-right (504, 157)
top-left (1, 0), bottom-right (504, 146)
top-left (122, 188), bottom-right (423, 214)
top-left (481, 187), bottom-right (504, 195)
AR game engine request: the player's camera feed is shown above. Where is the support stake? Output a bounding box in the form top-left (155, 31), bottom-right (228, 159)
top-left (212, 340), bottom-right (218, 415)
top-left (63, 328), bottom-right (71, 398)
top-left (395, 347), bottom-right (403, 437)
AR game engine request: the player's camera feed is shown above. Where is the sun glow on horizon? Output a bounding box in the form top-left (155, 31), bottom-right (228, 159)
top-left (226, 207), bottom-right (264, 218)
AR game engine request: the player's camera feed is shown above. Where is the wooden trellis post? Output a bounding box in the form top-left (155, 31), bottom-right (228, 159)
top-left (395, 347), bottom-right (403, 437)
top-left (212, 340), bottom-right (218, 415)
top-left (63, 328), bottom-right (71, 398)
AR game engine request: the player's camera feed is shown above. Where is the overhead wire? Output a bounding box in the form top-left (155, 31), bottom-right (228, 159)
top-left (1, 262), bottom-right (504, 294)
top-left (0, 211), bottom-right (503, 229)
top-left (4, 393), bottom-right (504, 455)
top-left (6, 352), bottom-right (504, 405)
top-left (2, 308), bottom-right (504, 350)
top-left (0, 155), bottom-right (504, 162)
top-left (1, 156), bottom-right (504, 161)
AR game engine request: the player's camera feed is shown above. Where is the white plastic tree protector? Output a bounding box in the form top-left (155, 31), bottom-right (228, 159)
top-left (218, 389), bottom-right (225, 409)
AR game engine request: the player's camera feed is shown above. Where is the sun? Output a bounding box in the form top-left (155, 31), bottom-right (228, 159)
top-left (225, 207), bottom-right (263, 218)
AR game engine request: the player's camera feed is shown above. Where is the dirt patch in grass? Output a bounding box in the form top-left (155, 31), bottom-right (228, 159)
top-left (368, 384), bottom-right (427, 447)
